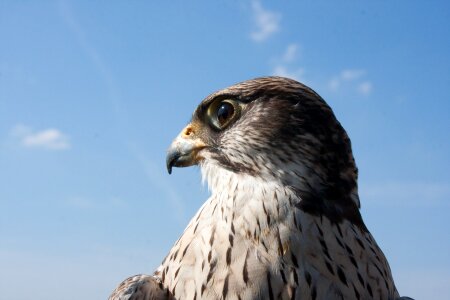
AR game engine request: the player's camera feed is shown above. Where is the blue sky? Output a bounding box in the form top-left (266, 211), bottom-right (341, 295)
top-left (0, 1), bottom-right (449, 299)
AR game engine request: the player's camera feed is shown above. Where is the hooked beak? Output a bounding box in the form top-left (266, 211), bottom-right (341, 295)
top-left (166, 124), bottom-right (206, 174)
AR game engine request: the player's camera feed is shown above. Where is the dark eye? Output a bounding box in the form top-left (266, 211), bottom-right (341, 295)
top-left (217, 102), bottom-right (235, 126)
top-left (206, 99), bottom-right (241, 130)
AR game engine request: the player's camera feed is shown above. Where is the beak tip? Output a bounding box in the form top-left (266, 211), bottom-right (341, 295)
top-left (166, 150), bottom-right (178, 175)
top-left (166, 158), bottom-right (174, 175)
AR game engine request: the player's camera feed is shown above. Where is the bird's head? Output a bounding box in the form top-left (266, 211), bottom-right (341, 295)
top-left (167, 77), bottom-right (362, 225)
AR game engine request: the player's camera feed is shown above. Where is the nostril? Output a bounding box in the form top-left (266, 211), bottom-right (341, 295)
top-left (183, 126), bottom-right (194, 137)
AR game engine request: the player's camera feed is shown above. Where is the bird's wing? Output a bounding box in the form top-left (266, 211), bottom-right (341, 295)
top-left (108, 274), bottom-right (174, 300)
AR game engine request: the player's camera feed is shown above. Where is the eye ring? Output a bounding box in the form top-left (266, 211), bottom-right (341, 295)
top-left (206, 99), bottom-right (241, 130)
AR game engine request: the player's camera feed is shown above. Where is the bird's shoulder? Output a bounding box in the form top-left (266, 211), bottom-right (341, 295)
top-left (108, 274), bottom-right (174, 300)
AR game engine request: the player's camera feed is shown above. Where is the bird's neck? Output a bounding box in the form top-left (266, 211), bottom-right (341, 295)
top-left (200, 162), bottom-right (298, 231)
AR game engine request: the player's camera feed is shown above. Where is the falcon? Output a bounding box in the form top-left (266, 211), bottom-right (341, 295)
top-left (109, 77), bottom-right (413, 300)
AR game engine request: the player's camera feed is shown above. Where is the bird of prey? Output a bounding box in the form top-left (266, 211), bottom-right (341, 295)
top-left (109, 77), bottom-right (412, 300)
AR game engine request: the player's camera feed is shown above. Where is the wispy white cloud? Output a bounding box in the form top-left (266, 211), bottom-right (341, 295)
top-left (328, 77), bottom-right (340, 90)
top-left (250, 0), bottom-right (281, 42)
top-left (341, 69), bottom-right (365, 81)
top-left (272, 43), bottom-right (305, 82)
top-left (358, 81), bottom-right (373, 96)
top-left (10, 124), bottom-right (71, 150)
top-left (328, 69), bottom-right (373, 96)
top-left (281, 44), bottom-right (299, 63)
top-left (273, 65), bottom-right (305, 82)
top-left (58, 1), bottom-right (124, 119)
